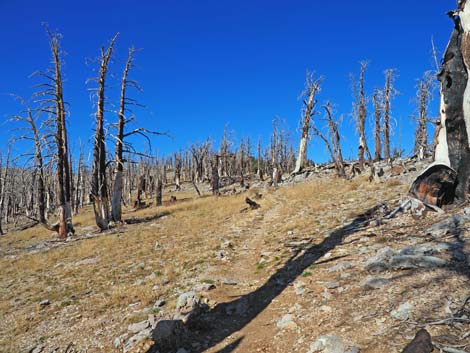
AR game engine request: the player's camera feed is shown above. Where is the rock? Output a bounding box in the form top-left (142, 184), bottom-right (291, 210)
top-left (39, 299), bottom-right (50, 306)
top-left (223, 278), bottom-right (238, 285)
top-left (294, 281), bottom-right (306, 295)
top-left (194, 282), bottom-right (216, 292)
top-left (324, 282), bottom-right (340, 289)
top-left (401, 329), bottom-right (433, 353)
top-left (426, 215), bottom-right (465, 238)
top-left (152, 320), bottom-right (185, 350)
top-left (174, 291), bottom-right (201, 324)
top-left (128, 320), bottom-right (150, 334)
top-left (361, 276), bottom-right (391, 290)
top-left (308, 334), bottom-right (359, 353)
top-left (464, 207), bottom-right (470, 220)
top-left (153, 299), bottom-right (166, 309)
top-left (123, 328), bottom-right (152, 353)
top-left (215, 250), bottom-right (227, 261)
top-left (390, 255), bottom-right (447, 270)
top-left (364, 247), bottom-right (395, 273)
top-left (364, 247), bottom-right (447, 273)
top-left (113, 334), bottom-right (127, 348)
top-left (277, 314), bottom-right (298, 330)
top-left (328, 261), bottom-right (353, 272)
top-left (221, 240), bottom-right (233, 249)
top-left (391, 302), bottom-right (414, 321)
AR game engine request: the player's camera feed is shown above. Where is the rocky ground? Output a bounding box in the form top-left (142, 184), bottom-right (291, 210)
top-left (2, 159), bottom-right (470, 353)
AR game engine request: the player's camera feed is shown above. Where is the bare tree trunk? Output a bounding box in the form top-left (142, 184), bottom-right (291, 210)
top-left (156, 177), bottom-right (163, 206)
top-left (257, 138), bottom-right (264, 181)
top-left (293, 72), bottom-right (322, 174)
top-left (373, 89), bottom-right (382, 162)
top-left (91, 34), bottom-right (118, 230)
top-left (383, 68), bottom-right (397, 161)
top-left (414, 72), bottom-right (434, 160)
top-left (412, 4), bottom-right (470, 205)
top-left (0, 150), bottom-right (10, 235)
top-left (46, 29), bottom-right (74, 238)
top-left (351, 62), bottom-right (372, 170)
top-left (112, 48), bottom-right (135, 222)
top-left (211, 155), bottom-right (220, 195)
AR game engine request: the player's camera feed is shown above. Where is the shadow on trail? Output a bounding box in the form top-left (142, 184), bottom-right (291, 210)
top-left (147, 204), bottom-right (385, 353)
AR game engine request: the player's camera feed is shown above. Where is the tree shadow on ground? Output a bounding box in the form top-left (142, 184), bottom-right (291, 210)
top-left (147, 204), bottom-right (386, 353)
top-left (124, 211), bottom-right (171, 225)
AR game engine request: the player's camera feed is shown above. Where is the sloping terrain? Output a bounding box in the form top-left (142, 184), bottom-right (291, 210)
top-left (2, 167), bottom-right (470, 353)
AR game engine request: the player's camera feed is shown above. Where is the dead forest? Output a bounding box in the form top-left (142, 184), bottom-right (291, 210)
top-left (7, 2), bottom-right (470, 352)
top-left (0, 27), bottom-right (442, 238)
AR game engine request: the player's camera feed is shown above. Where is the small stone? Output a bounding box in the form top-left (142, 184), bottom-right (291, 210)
top-left (221, 240), bottom-right (233, 249)
top-left (128, 320), bottom-right (150, 334)
top-left (328, 261), bottom-right (353, 273)
top-left (194, 282), bottom-right (216, 292)
top-left (324, 282), bottom-right (340, 289)
top-left (391, 302), bottom-right (414, 321)
top-left (361, 276), bottom-right (391, 290)
top-left (223, 278), bottom-right (238, 285)
top-left (294, 281), bottom-right (305, 295)
top-left (277, 314), bottom-right (297, 330)
top-left (39, 299), bottom-right (50, 306)
top-left (174, 291), bottom-right (201, 324)
top-left (153, 299), bottom-right (166, 309)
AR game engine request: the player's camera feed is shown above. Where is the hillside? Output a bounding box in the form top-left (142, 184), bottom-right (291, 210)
top-left (2, 162), bottom-right (470, 353)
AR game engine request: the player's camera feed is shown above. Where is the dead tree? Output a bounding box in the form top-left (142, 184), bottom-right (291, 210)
top-left (38, 29), bottom-right (74, 238)
top-left (190, 140), bottom-right (210, 183)
top-left (323, 103), bottom-right (346, 177)
top-left (293, 71), bottom-right (322, 174)
top-left (372, 89), bottom-right (383, 161)
top-left (90, 34), bottom-right (118, 230)
top-left (351, 61), bottom-right (372, 170)
top-left (156, 176), bottom-right (163, 206)
top-left (413, 71), bottom-right (435, 160)
top-left (111, 47), bottom-right (134, 222)
top-left (412, 2), bottom-right (470, 205)
top-left (174, 153), bottom-right (182, 190)
top-left (256, 137), bottom-right (264, 180)
top-left (383, 68), bottom-right (398, 161)
top-left (211, 155), bottom-right (220, 195)
top-left (0, 150), bottom-right (10, 235)
top-left (10, 96), bottom-right (47, 223)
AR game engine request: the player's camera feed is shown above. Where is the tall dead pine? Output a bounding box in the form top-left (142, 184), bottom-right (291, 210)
top-left (351, 61), bottom-right (372, 170)
top-left (43, 29), bottom-right (74, 238)
top-left (372, 89), bottom-right (383, 161)
top-left (413, 71), bottom-right (434, 160)
top-left (383, 69), bottom-right (398, 161)
top-left (111, 47), bottom-right (134, 222)
top-left (293, 72), bottom-right (321, 174)
top-left (90, 34), bottom-right (118, 230)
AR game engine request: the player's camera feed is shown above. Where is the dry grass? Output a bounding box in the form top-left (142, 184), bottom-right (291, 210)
top-left (0, 175), bottom-right (409, 352)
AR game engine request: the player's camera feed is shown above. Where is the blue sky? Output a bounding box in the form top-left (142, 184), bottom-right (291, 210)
top-left (0, 0), bottom-right (454, 163)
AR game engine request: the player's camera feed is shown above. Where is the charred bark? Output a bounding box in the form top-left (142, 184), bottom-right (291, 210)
top-left (91, 34), bottom-right (118, 230)
top-left (413, 4), bottom-right (470, 204)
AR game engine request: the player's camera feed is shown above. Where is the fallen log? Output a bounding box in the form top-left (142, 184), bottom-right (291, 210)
top-left (245, 197), bottom-right (260, 210)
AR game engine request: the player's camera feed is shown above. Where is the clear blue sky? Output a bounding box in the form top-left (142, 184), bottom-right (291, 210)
top-left (0, 0), bottom-right (454, 163)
